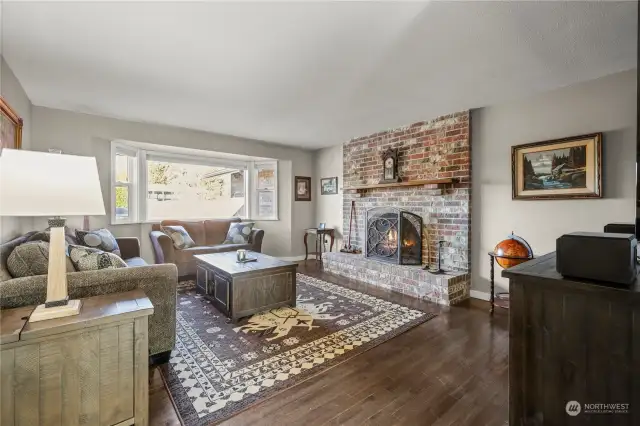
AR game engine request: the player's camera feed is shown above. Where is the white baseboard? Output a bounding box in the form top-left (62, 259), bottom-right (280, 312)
top-left (277, 255), bottom-right (307, 262)
top-left (470, 290), bottom-right (491, 301)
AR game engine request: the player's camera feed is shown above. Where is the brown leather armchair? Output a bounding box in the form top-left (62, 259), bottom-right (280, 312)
top-left (149, 218), bottom-right (264, 277)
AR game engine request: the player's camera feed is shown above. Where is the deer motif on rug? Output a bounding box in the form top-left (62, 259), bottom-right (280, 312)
top-left (233, 297), bottom-right (344, 341)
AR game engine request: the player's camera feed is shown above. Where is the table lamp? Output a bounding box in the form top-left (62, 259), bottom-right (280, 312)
top-left (0, 149), bottom-right (106, 321)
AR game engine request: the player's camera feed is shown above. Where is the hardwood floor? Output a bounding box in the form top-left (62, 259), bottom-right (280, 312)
top-left (149, 261), bottom-right (509, 426)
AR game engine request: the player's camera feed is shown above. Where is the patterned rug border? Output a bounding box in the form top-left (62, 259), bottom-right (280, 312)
top-left (160, 273), bottom-right (437, 426)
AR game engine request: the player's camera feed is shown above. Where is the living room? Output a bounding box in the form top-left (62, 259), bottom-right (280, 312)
top-left (0, 2), bottom-right (638, 426)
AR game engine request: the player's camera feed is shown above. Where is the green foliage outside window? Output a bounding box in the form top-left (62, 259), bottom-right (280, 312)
top-left (115, 187), bottom-right (128, 208)
top-left (148, 162), bottom-right (176, 185)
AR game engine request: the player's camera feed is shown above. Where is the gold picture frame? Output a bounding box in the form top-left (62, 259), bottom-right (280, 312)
top-left (0, 97), bottom-right (23, 150)
top-left (511, 133), bottom-right (602, 200)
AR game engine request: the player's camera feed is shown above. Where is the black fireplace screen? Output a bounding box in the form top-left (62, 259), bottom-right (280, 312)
top-left (365, 207), bottom-right (422, 265)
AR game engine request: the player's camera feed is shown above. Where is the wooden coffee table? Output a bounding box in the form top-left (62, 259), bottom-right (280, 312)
top-left (194, 251), bottom-right (297, 322)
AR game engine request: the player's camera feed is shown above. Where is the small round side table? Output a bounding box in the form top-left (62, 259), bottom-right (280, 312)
top-left (488, 252), bottom-right (534, 314)
top-left (304, 228), bottom-right (335, 261)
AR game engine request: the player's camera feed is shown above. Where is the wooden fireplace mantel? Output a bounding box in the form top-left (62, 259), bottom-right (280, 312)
top-left (343, 178), bottom-right (457, 193)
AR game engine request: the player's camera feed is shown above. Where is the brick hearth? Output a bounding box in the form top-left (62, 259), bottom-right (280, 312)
top-left (323, 252), bottom-right (470, 306)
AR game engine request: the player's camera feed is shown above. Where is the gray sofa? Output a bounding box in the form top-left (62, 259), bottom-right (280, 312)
top-left (0, 231), bottom-right (177, 357)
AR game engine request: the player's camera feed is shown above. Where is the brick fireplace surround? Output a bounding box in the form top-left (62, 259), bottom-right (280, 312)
top-left (323, 111), bottom-right (471, 305)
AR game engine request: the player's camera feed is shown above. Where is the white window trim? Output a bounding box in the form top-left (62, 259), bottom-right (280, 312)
top-left (252, 160), bottom-right (279, 221)
top-left (138, 149), bottom-right (148, 223)
top-left (110, 142), bottom-right (139, 225)
top-left (110, 141), bottom-right (279, 225)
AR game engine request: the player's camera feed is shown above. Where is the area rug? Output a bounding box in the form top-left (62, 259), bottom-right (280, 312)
top-left (161, 273), bottom-right (436, 425)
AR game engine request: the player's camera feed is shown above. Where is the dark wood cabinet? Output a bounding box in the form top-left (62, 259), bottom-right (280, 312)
top-left (503, 253), bottom-right (640, 426)
top-left (212, 271), bottom-right (231, 313)
top-left (196, 264), bottom-right (208, 294)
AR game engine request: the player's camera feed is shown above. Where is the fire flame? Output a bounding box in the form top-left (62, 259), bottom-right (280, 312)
top-left (385, 229), bottom-right (417, 249)
top-left (403, 239), bottom-right (415, 248)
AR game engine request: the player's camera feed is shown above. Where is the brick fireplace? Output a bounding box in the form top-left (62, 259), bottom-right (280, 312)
top-left (323, 111), bottom-right (471, 305)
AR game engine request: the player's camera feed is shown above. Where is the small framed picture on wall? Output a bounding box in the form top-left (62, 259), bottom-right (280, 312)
top-left (295, 176), bottom-right (311, 201)
top-left (320, 177), bottom-right (338, 195)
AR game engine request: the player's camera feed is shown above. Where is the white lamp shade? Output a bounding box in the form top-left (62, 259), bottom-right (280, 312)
top-left (0, 149), bottom-right (106, 217)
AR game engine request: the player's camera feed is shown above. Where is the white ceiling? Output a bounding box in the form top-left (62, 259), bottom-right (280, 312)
top-left (1, 1), bottom-right (637, 149)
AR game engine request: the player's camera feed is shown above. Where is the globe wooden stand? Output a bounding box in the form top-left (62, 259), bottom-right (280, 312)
top-left (488, 252), bottom-right (533, 315)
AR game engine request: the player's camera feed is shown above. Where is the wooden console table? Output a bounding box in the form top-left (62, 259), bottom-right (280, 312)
top-left (304, 228), bottom-right (335, 261)
top-left (0, 290), bottom-right (154, 426)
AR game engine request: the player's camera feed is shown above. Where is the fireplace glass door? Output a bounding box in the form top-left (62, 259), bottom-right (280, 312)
top-left (366, 207), bottom-right (422, 265)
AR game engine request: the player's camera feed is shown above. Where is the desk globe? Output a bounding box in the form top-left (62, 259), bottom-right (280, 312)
top-left (493, 233), bottom-right (533, 268)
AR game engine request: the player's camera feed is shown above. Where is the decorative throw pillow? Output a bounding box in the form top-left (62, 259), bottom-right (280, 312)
top-left (5, 241), bottom-right (75, 279)
top-left (68, 245), bottom-right (127, 271)
top-left (27, 231), bottom-right (51, 243)
top-left (223, 222), bottom-right (255, 245)
top-left (75, 229), bottom-right (121, 257)
top-left (28, 230), bottom-right (73, 255)
top-left (33, 227), bottom-right (79, 245)
top-left (161, 225), bottom-right (196, 249)
top-left (7, 241), bottom-right (50, 278)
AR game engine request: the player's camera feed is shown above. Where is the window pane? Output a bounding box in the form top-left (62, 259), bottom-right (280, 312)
top-left (115, 186), bottom-right (129, 219)
top-left (257, 165), bottom-right (276, 190)
top-left (146, 160), bottom-right (246, 220)
top-left (258, 190), bottom-right (275, 218)
top-left (231, 172), bottom-right (246, 216)
top-left (230, 172), bottom-right (245, 198)
top-left (115, 154), bottom-right (130, 183)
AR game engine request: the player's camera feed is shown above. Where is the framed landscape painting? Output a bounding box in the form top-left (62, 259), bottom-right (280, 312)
top-left (512, 133), bottom-right (602, 200)
top-left (320, 177), bottom-right (338, 195)
top-left (0, 97), bottom-right (23, 151)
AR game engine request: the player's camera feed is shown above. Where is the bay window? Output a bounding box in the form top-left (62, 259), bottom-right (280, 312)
top-left (111, 141), bottom-right (278, 224)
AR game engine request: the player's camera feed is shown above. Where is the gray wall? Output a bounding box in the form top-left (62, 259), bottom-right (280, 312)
top-left (0, 56), bottom-right (33, 242)
top-left (313, 144), bottom-right (344, 249)
top-left (29, 106), bottom-right (316, 262)
top-left (471, 69), bottom-right (637, 297)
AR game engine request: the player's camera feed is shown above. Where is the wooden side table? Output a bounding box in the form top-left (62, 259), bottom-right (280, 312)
top-left (304, 228), bottom-right (335, 261)
top-left (0, 289), bottom-right (154, 426)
